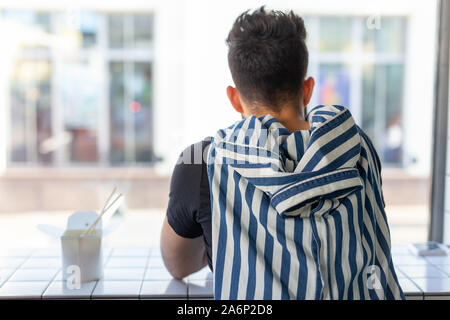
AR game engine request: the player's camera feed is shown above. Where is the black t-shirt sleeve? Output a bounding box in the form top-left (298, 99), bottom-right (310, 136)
top-left (166, 141), bottom-right (207, 239)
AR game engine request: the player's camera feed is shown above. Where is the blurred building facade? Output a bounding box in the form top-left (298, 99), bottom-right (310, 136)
top-left (0, 0), bottom-right (437, 223)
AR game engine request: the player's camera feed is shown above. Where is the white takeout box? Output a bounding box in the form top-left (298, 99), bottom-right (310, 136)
top-left (38, 210), bottom-right (121, 283)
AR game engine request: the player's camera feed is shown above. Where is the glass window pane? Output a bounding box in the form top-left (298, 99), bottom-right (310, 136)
top-left (109, 62), bottom-right (126, 164)
top-left (54, 11), bottom-right (99, 50)
top-left (133, 15), bottom-right (153, 48)
top-left (66, 11), bottom-right (99, 49)
top-left (9, 60), bottom-right (52, 164)
top-left (79, 11), bottom-right (99, 48)
top-left (108, 14), bottom-right (124, 48)
top-left (59, 60), bottom-right (100, 163)
top-left (363, 18), bottom-right (407, 53)
top-left (384, 64), bottom-right (404, 164)
top-left (385, 65), bottom-right (404, 120)
top-left (10, 67), bottom-right (27, 163)
top-left (108, 14), bottom-right (153, 49)
top-left (361, 65), bottom-right (376, 139)
top-left (362, 64), bottom-right (404, 165)
top-left (133, 62), bottom-right (153, 162)
top-left (318, 64), bottom-right (350, 106)
top-left (109, 62), bottom-right (154, 164)
top-left (36, 66), bottom-right (53, 165)
top-left (319, 17), bottom-right (352, 52)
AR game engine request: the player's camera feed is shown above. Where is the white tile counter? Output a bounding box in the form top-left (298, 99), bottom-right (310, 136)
top-left (0, 246), bottom-right (211, 300)
top-left (0, 244), bottom-right (449, 300)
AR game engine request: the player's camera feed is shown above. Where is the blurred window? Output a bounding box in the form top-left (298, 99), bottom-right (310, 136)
top-left (2, 10), bottom-right (154, 166)
top-left (319, 17), bottom-right (352, 52)
top-left (108, 14), bottom-right (153, 48)
top-left (10, 60), bottom-right (52, 164)
top-left (109, 61), bottom-right (153, 164)
top-left (307, 16), bottom-right (406, 166)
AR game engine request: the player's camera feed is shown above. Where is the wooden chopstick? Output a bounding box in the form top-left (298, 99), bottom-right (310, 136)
top-left (82, 193), bottom-right (123, 236)
top-left (100, 187), bottom-right (118, 216)
top-left (81, 188), bottom-right (122, 237)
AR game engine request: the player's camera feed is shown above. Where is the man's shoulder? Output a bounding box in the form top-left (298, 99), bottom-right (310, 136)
top-left (177, 137), bottom-right (212, 166)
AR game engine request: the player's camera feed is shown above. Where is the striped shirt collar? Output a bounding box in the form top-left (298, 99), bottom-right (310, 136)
top-left (211, 105), bottom-right (363, 216)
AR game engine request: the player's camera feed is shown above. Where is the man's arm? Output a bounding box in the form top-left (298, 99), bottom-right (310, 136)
top-left (160, 141), bottom-right (210, 279)
top-left (160, 217), bottom-right (207, 279)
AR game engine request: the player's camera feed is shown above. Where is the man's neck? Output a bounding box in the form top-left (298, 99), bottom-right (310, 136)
top-left (248, 105), bottom-right (310, 133)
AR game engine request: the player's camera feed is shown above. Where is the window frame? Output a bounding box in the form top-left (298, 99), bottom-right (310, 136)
top-left (429, 0), bottom-right (450, 242)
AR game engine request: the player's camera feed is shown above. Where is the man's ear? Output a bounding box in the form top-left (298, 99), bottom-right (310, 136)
top-left (302, 77), bottom-right (315, 107)
top-left (226, 86), bottom-right (244, 114)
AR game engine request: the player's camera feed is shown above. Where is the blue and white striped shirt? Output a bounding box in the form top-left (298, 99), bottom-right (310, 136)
top-left (207, 105), bottom-right (404, 300)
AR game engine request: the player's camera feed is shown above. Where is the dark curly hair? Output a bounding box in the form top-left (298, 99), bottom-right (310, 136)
top-left (226, 6), bottom-right (309, 111)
